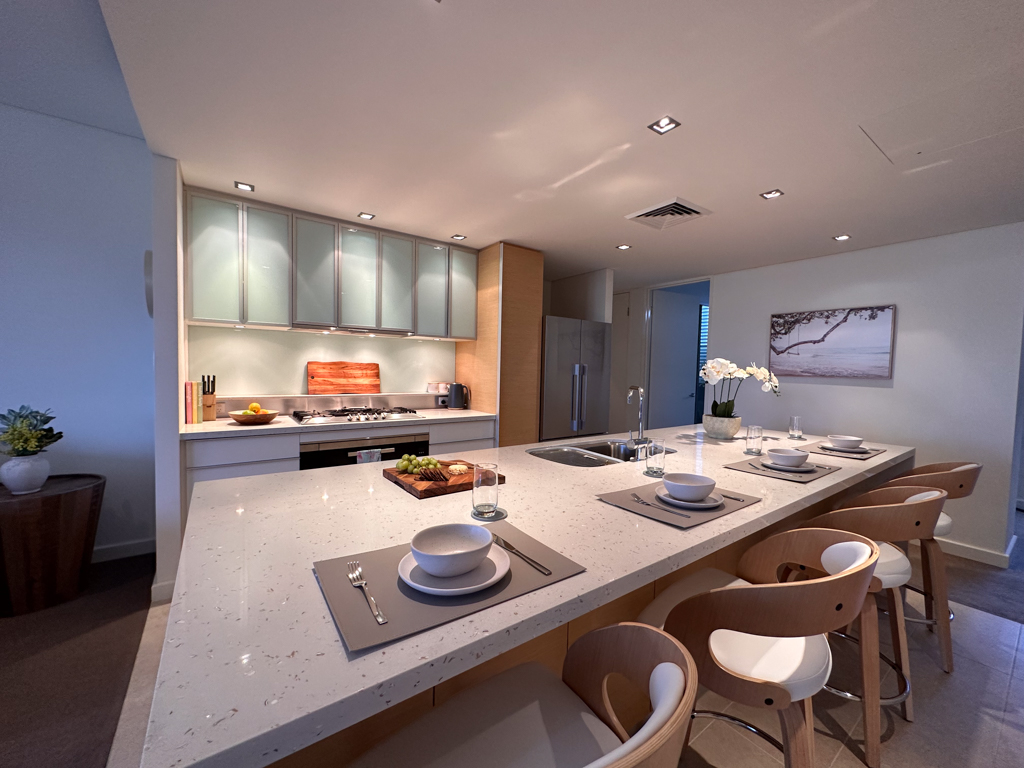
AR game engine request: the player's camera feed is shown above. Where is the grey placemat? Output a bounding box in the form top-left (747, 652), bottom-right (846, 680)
top-left (313, 520), bottom-right (585, 653)
top-left (597, 482), bottom-right (761, 530)
top-left (724, 458), bottom-right (841, 483)
top-left (805, 442), bottom-right (886, 461)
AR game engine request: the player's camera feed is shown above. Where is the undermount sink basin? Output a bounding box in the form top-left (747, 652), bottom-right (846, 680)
top-left (527, 439), bottom-right (677, 467)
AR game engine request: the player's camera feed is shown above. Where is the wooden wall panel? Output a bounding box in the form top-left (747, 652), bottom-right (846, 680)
top-left (455, 243), bottom-right (500, 415)
top-left (498, 243), bottom-right (544, 447)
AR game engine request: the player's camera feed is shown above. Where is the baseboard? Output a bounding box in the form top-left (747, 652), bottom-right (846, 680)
top-left (151, 578), bottom-right (175, 604)
top-left (91, 537), bottom-right (156, 563)
top-left (912, 535), bottom-right (1017, 569)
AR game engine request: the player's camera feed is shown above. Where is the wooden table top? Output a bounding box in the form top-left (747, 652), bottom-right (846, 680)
top-left (0, 473), bottom-right (105, 504)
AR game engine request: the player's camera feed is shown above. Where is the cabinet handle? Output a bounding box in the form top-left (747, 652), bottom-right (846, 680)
top-left (346, 447), bottom-right (395, 457)
top-left (570, 364), bottom-right (580, 431)
top-left (579, 364), bottom-right (588, 428)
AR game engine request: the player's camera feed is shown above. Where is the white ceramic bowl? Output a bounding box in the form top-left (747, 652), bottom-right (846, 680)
top-left (411, 524), bottom-right (493, 578)
top-left (828, 435), bottom-right (864, 449)
top-left (766, 448), bottom-right (809, 467)
top-left (662, 473), bottom-right (717, 502)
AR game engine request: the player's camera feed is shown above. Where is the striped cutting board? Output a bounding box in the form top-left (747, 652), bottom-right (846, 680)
top-left (306, 361), bottom-right (382, 394)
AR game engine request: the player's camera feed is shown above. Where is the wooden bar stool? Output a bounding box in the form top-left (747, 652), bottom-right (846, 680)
top-left (883, 462), bottom-right (982, 673)
top-left (348, 623), bottom-right (699, 768)
top-left (637, 529), bottom-right (879, 768)
top-left (806, 486), bottom-right (948, 767)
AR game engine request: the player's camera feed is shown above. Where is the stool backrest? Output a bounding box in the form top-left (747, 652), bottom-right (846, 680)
top-left (563, 622), bottom-right (699, 767)
top-left (810, 485), bottom-right (948, 542)
top-left (883, 462), bottom-right (982, 499)
top-left (662, 529), bottom-right (878, 710)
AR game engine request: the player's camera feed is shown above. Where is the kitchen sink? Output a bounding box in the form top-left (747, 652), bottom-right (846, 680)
top-left (527, 439), bottom-right (676, 467)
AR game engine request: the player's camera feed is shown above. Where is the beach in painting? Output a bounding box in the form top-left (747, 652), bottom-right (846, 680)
top-left (769, 307), bottom-right (894, 378)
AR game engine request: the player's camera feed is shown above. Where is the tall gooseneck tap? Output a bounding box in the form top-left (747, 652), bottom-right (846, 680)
top-left (627, 385), bottom-right (646, 446)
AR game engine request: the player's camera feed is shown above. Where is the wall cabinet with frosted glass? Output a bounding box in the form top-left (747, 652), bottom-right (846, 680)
top-left (185, 189), bottom-right (477, 338)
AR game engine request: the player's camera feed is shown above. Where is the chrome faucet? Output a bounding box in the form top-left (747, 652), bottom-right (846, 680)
top-left (627, 385), bottom-right (647, 446)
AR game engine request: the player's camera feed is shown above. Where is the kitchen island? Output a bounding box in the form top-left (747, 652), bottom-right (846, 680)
top-left (144, 425), bottom-right (913, 768)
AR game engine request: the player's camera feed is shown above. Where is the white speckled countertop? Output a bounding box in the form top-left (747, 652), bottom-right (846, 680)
top-left (144, 426), bottom-right (913, 768)
top-left (180, 409), bottom-right (495, 440)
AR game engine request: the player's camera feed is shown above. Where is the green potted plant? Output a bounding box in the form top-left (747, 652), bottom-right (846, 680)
top-left (0, 406), bottom-right (64, 494)
top-left (699, 359), bottom-right (780, 439)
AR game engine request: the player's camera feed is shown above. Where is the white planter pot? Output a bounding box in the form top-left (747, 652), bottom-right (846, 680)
top-left (0, 454), bottom-right (51, 495)
top-left (702, 415), bottom-right (742, 440)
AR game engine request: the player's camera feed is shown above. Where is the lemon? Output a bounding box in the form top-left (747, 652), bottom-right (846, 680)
top-left (248, 402), bottom-right (261, 413)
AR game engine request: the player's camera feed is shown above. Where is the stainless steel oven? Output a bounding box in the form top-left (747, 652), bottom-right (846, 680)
top-left (299, 433), bottom-right (430, 470)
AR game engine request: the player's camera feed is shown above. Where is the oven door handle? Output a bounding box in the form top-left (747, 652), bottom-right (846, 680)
top-left (346, 447), bottom-right (395, 457)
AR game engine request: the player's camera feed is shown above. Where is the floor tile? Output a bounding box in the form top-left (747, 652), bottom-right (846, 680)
top-left (682, 718), bottom-right (782, 767)
top-left (905, 592), bottom-right (1020, 675)
top-left (690, 685), bottom-right (736, 741)
top-left (993, 674), bottom-right (1024, 767)
top-left (1012, 630), bottom-right (1024, 680)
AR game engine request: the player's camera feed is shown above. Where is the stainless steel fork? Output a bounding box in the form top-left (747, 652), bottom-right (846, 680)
top-left (630, 492), bottom-right (691, 518)
top-left (347, 561), bottom-right (387, 625)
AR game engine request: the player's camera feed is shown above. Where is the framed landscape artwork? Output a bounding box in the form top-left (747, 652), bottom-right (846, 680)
top-left (769, 305), bottom-right (896, 378)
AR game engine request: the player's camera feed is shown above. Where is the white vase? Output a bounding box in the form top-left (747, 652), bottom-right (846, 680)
top-left (702, 415), bottom-right (742, 440)
top-left (0, 455), bottom-right (51, 495)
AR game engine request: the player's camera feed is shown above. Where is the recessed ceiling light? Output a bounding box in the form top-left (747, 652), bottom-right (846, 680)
top-left (451, 234), bottom-right (466, 240)
top-left (434, 246), bottom-right (443, 250)
top-left (358, 212), bottom-right (375, 220)
top-left (760, 189), bottom-right (784, 199)
top-left (647, 116), bottom-right (680, 135)
top-left (616, 244), bottom-right (631, 250)
top-left (833, 234), bottom-right (851, 241)
top-left (234, 181), bottom-right (255, 192)
top-left (347, 228), bottom-right (357, 232)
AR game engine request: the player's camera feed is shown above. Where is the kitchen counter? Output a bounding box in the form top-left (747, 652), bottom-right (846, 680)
top-left (144, 426), bottom-right (913, 768)
top-left (180, 408), bottom-right (495, 440)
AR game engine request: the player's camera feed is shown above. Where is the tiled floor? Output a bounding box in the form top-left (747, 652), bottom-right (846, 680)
top-left (682, 591), bottom-right (1024, 767)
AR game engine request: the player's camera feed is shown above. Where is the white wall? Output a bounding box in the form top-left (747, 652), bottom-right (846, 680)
top-left (548, 268), bottom-right (614, 323)
top-left (0, 103), bottom-right (155, 560)
top-left (708, 223), bottom-right (1024, 565)
top-left (187, 326), bottom-right (456, 395)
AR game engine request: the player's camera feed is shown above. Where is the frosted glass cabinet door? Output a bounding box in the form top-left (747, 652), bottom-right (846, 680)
top-left (294, 217), bottom-right (337, 326)
top-left (340, 228), bottom-right (379, 328)
top-left (190, 195), bottom-right (241, 322)
top-left (449, 248), bottom-right (477, 338)
top-left (245, 207), bottom-right (290, 325)
top-left (380, 235), bottom-right (414, 331)
top-left (416, 243), bottom-right (448, 337)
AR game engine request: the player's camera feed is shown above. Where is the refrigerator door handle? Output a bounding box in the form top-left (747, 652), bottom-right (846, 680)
top-left (579, 364), bottom-right (589, 428)
top-left (570, 364), bottom-right (581, 431)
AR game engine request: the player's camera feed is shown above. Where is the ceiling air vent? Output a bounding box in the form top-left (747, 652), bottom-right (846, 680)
top-left (625, 197), bottom-right (710, 230)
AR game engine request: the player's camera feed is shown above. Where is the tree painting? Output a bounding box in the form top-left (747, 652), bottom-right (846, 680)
top-left (768, 305), bottom-right (895, 378)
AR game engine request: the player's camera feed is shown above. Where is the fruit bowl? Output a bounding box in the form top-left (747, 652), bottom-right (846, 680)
top-left (228, 409), bottom-right (279, 425)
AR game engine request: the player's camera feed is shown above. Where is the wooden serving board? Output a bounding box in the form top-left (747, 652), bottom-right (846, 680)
top-left (383, 460), bottom-right (506, 500)
top-left (307, 361), bottom-right (381, 395)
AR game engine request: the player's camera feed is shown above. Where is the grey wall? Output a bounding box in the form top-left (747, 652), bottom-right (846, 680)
top-left (187, 326), bottom-right (456, 395)
top-left (708, 223), bottom-right (1024, 565)
top-left (548, 269), bottom-right (614, 323)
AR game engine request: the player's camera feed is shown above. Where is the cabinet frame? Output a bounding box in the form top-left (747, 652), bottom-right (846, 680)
top-left (414, 239), bottom-right (450, 338)
top-left (291, 212), bottom-right (339, 329)
top-left (378, 232), bottom-right (418, 334)
top-left (337, 224), bottom-right (382, 332)
top-left (185, 190), bottom-right (244, 325)
top-left (242, 201), bottom-right (293, 328)
top-left (448, 247), bottom-right (478, 340)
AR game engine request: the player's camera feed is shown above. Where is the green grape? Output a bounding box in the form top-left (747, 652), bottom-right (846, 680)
top-left (413, 467), bottom-right (421, 475)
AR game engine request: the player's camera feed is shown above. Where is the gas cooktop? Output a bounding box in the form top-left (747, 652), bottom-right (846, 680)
top-left (291, 406), bottom-right (424, 424)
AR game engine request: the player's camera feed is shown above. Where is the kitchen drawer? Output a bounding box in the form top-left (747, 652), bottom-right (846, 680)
top-left (185, 434), bottom-right (300, 468)
top-left (429, 419), bottom-right (495, 445)
top-left (186, 458), bottom-right (300, 510)
top-left (430, 438), bottom-right (497, 457)
top-left (298, 425), bottom-right (431, 443)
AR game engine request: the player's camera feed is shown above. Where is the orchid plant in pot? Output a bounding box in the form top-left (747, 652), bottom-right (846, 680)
top-left (699, 359), bottom-right (779, 439)
top-left (0, 406), bottom-right (64, 495)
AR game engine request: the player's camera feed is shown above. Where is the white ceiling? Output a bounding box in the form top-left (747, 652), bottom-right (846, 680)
top-left (98, 0), bottom-right (1024, 287)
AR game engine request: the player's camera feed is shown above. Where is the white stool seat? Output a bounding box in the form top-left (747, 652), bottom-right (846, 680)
top-left (934, 512), bottom-right (953, 537)
top-left (637, 567), bottom-right (747, 630)
top-left (874, 542), bottom-right (913, 588)
top-left (348, 662), bottom-right (622, 768)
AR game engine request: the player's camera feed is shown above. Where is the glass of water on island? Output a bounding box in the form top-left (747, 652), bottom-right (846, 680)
top-left (745, 426), bottom-right (763, 455)
top-left (789, 416), bottom-right (803, 440)
top-left (644, 438), bottom-right (667, 477)
top-left (472, 463), bottom-right (500, 518)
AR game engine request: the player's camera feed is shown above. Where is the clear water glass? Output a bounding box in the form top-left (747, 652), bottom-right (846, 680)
top-left (745, 426), bottom-right (763, 455)
top-left (644, 438), bottom-right (666, 477)
top-left (789, 416), bottom-right (803, 440)
top-left (472, 463), bottom-right (499, 518)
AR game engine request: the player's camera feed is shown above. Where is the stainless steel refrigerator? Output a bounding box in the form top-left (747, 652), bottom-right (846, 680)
top-left (540, 316), bottom-right (612, 440)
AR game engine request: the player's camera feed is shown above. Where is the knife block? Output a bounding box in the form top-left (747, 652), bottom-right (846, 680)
top-left (202, 395), bottom-right (217, 421)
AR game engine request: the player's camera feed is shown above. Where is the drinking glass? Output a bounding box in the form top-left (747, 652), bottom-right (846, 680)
top-left (644, 438), bottom-right (666, 477)
top-left (745, 426), bottom-right (763, 455)
top-left (789, 416), bottom-right (803, 440)
top-left (472, 463), bottom-right (499, 518)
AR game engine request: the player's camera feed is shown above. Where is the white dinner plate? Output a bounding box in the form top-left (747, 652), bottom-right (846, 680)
top-left (655, 487), bottom-right (725, 510)
top-left (398, 546), bottom-right (511, 596)
top-left (821, 444), bottom-right (871, 454)
top-left (761, 459), bottom-right (817, 473)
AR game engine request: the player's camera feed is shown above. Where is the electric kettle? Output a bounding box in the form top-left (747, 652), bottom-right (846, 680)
top-left (447, 383), bottom-right (470, 409)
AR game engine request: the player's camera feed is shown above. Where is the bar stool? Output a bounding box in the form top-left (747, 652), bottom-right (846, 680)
top-left (348, 622), bottom-right (699, 768)
top-left (883, 462), bottom-right (982, 673)
top-left (637, 529), bottom-right (879, 768)
top-left (805, 486), bottom-right (948, 767)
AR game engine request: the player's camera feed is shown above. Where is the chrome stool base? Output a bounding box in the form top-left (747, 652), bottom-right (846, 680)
top-left (823, 631), bottom-right (911, 706)
top-left (878, 585), bottom-right (955, 626)
top-left (693, 710), bottom-right (784, 753)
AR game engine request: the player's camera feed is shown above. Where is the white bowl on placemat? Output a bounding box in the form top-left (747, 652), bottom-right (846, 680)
top-left (662, 473), bottom-right (716, 502)
top-left (399, 547), bottom-right (510, 596)
top-left (766, 448), bottom-right (809, 467)
top-left (828, 435), bottom-right (864, 449)
top-left (411, 524), bottom-right (492, 578)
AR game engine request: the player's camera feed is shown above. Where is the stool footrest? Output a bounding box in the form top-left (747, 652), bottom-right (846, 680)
top-left (822, 631), bottom-right (911, 706)
top-left (693, 710), bottom-right (784, 752)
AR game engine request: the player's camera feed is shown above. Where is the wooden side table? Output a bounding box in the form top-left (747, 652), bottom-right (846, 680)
top-left (0, 474), bottom-right (106, 615)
